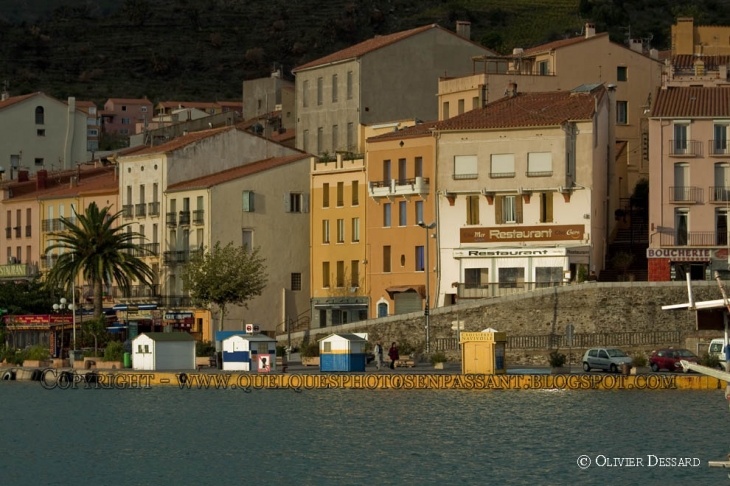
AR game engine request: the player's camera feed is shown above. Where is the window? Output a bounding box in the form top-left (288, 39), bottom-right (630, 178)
top-left (286, 193), bottom-right (308, 213)
top-left (499, 267), bottom-right (525, 288)
top-left (241, 190), bottom-right (254, 212)
top-left (347, 122), bottom-right (354, 151)
top-left (347, 71), bottom-right (353, 99)
top-left (538, 60), bottom-right (549, 75)
top-left (472, 96), bottom-right (479, 110)
top-left (121, 118), bottom-right (130, 125)
top-left (617, 66), bottom-right (628, 82)
top-left (34, 158), bottom-right (43, 166)
top-left (383, 159), bottom-right (391, 182)
top-left (351, 217), bottom-right (359, 242)
top-left (322, 220), bottom-right (330, 243)
top-left (302, 129), bottom-right (309, 152)
top-left (491, 154), bottom-right (515, 178)
top-left (465, 268), bottom-right (488, 288)
top-left (675, 208), bottom-right (689, 246)
top-left (540, 192), bottom-right (553, 223)
top-left (121, 105), bottom-right (127, 111)
top-left (336, 261), bottom-right (344, 287)
top-left (337, 219), bottom-right (345, 243)
top-left (140, 106), bottom-right (146, 113)
top-left (415, 201), bottom-right (423, 224)
top-left (383, 246), bottom-right (391, 272)
top-left (322, 183), bottom-right (330, 208)
top-left (351, 180), bottom-right (359, 206)
top-left (317, 77), bottom-right (323, 105)
top-left (496, 195), bottom-right (522, 224)
top-left (242, 228), bottom-right (253, 251)
top-left (416, 246), bottom-right (424, 271)
top-left (337, 182), bottom-right (344, 207)
top-left (454, 155), bottom-right (477, 179)
top-left (466, 195), bottom-right (480, 225)
top-left (87, 129), bottom-right (98, 137)
top-left (399, 201), bottom-right (407, 226)
top-left (536, 267), bottom-right (563, 287)
top-left (714, 124), bottom-right (729, 154)
top-left (717, 209), bottom-right (728, 246)
top-left (715, 163), bottom-right (730, 201)
top-left (302, 80), bottom-right (309, 107)
top-left (317, 127), bottom-right (323, 154)
top-left (332, 74), bottom-right (338, 102)
top-left (616, 101), bottom-right (628, 125)
top-left (415, 157), bottom-right (423, 178)
top-left (443, 101), bottom-right (450, 119)
top-left (119, 129), bottom-right (129, 135)
top-left (398, 158), bottom-right (407, 184)
top-left (37, 129), bottom-right (45, 136)
top-left (383, 203), bottom-right (391, 227)
top-left (291, 273), bottom-right (302, 291)
top-left (351, 260), bottom-right (359, 287)
top-left (527, 152), bottom-right (552, 176)
top-left (458, 99), bottom-right (465, 115)
top-left (332, 125), bottom-right (338, 152)
top-left (35, 106), bottom-right (44, 124)
top-left (674, 162), bottom-right (689, 201)
top-left (196, 228), bottom-right (203, 249)
top-left (322, 262), bottom-right (330, 287)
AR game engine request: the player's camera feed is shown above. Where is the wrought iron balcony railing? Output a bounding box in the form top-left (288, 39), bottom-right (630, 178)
top-left (669, 186), bottom-right (703, 203)
top-left (193, 210), bottom-right (204, 225)
top-left (148, 201), bottom-right (160, 216)
top-left (166, 212), bottom-right (177, 227)
top-left (668, 139), bottom-right (702, 156)
top-left (135, 203), bottom-right (146, 217)
top-left (122, 205), bottom-right (133, 219)
top-left (179, 210), bottom-right (191, 226)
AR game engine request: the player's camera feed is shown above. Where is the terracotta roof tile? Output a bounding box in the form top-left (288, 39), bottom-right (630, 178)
top-left (367, 121), bottom-right (439, 141)
top-left (38, 170), bottom-right (118, 199)
top-left (106, 98), bottom-right (152, 105)
top-left (124, 126), bottom-right (236, 156)
top-left (293, 24), bottom-right (438, 72)
top-left (270, 129), bottom-right (295, 142)
top-left (0, 92), bottom-right (40, 111)
top-left (523, 32), bottom-right (608, 55)
top-left (651, 87), bottom-right (730, 117)
top-left (671, 54), bottom-right (730, 70)
top-left (433, 87), bottom-right (603, 131)
top-left (7, 166), bottom-right (117, 201)
top-left (166, 154), bottom-right (309, 192)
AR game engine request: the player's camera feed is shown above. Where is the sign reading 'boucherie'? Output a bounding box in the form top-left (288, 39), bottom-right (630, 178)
top-left (460, 225), bottom-right (584, 243)
top-left (646, 248), bottom-right (713, 261)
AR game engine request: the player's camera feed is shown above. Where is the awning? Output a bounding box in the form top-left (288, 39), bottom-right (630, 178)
top-left (385, 285), bottom-right (425, 298)
top-left (113, 303), bottom-right (158, 311)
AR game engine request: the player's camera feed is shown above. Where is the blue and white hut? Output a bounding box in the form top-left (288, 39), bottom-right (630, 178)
top-left (319, 333), bottom-right (368, 372)
top-left (222, 334), bottom-right (277, 371)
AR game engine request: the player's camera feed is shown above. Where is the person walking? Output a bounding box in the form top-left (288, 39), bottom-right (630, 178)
top-left (388, 342), bottom-right (399, 370)
top-left (373, 340), bottom-right (384, 371)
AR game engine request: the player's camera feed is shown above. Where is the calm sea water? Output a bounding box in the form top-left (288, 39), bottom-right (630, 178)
top-left (0, 382), bottom-right (728, 485)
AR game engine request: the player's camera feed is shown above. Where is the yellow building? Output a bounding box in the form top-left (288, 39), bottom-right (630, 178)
top-left (672, 17), bottom-right (730, 56)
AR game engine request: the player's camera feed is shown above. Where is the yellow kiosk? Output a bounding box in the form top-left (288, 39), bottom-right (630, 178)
top-left (460, 328), bottom-right (507, 374)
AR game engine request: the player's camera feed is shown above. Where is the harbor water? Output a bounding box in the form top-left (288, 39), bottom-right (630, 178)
top-left (0, 382), bottom-right (727, 485)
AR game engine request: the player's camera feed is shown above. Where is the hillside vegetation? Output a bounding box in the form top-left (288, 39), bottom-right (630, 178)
top-left (1, 0), bottom-right (730, 104)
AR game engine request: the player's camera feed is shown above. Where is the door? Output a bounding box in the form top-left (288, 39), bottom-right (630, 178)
top-left (463, 345), bottom-right (478, 374)
top-left (596, 349), bottom-right (609, 370)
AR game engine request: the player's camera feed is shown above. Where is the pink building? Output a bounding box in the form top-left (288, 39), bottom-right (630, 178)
top-left (648, 86), bottom-right (730, 281)
top-left (100, 98), bottom-right (153, 136)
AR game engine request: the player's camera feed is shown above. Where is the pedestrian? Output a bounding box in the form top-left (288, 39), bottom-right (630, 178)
top-left (388, 342), bottom-right (399, 370)
top-left (373, 340), bottom-right (384, 371)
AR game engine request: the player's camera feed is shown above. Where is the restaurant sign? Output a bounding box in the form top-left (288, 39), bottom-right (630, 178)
top-left (0, 263), bottom-right (29, 278)
top-left (3, 314), bottom-right (72, 325)
top-left (460, 225), bottom-right (584, 243)
top-left (453, 248), bottom-right (567, 258)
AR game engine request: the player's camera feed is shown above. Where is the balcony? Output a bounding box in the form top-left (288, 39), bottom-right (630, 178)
top-left (148, 201), bottom-right (160, 216)
top-left (709, 140), bottom-right (730, 156)
top-left (526, 170), bottom-right (553, 178)
top-left (669, 186), bottom-right (703, 203)
top-left (166, 212), bottom-right (177, 227)
top-left (659, 232), bottom-right (723, 246)
top-left (25, 225), bottom-right (31, 237)
top-left (135, 203), bottom-right (146, 217)
top-left (163, 249), bottom-right (201, 265)
top-left (453, 173), bottom-right (478, 180)
top-left (157, 295), bottom-right (193, 308)
top-left (4, 227), bottom-right (10, 239)
top-left (710, 186), bottom-right (730, 202)
top-left (368, 177), bottom-right (430, 198)
top-left (13, 226), bottom-right (20, 238)
top-left (41, 219), bottom-right (67, 233)
top-left (193, 210), bottom-right (204, 225)
top-left (179, 210), bottom-right (191, 226)
top-left (135, 242), bottom-right (160, 257)
top-left (40, 254), bottom-right (59, 269)
top-left (489, 172), bottom-right (516, 179)
top-left (112, 284), bottom-right (160, 299)
top-left (122, 205), bottom-right (134, 219)
top-left (668, 140), bottom-right (702, 157)
top-left (456, 281), bottom-right (562, 299)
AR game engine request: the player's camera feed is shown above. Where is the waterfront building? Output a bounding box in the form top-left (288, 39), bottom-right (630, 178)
top-left (100, 97), bottom-right (153, 137)
top-left (647, 86), bottom-right (730, 281)
top-left (434, 84), bottom-right (614, 306)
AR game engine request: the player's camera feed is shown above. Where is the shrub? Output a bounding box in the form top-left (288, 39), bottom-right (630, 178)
top-left (548, 349), bottom-right (567, 368)
top-left (26, 344), bottom-right (50, 361)
top-left (196, 340), bottom-right (216, 357)
top-left (103, 341), bottom-right (124, 362)
top-left (701, 352), bottom-right (721, 369)
top-left (299, 341), bottom-right (319, 358)
top-left (276, 345), bottom-right (287, 357)
top-left (83, 349), bottom-right (103, 358)
top-left (430, 352), bottom-right (448, 365)
top-left (632, 352), bottom-right (648, 367)
top-left (398, 340), bottom-right (415, 356)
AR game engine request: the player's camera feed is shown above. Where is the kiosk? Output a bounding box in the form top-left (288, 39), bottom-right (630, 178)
top-left (319, 333), bottom-right (367, 372)
top-left (460, 328), bottom-right (507, 375)
top-left (222, 333), bottom-right (276, 372)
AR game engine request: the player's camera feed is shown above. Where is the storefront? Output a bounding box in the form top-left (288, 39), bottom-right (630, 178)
top-left (2, 315), bottom-right (73, 358)
top-left (647, 248), bottom-right (730, 281)
top-left (113, 304), bottom-right (161, 338)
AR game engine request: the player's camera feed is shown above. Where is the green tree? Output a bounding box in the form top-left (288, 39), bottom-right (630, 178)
top-left (0, 278), bottom-right (53, 315)
top-left (81, 316), bottom-right (108, 357)
top-left (44, 202), bottom-right (153, 319)
top-left (184, 242), bottom-right (268, 332)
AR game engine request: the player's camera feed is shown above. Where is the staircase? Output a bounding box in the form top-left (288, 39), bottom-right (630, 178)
top-left (600, 209), bottom-right (649, 282)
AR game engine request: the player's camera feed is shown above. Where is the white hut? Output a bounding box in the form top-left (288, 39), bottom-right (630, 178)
top-left (222, 334), bottom-right (277, 371)
top-left (319, 333), bottom-right (368, 372)
top-left (132, 332), bottom-right (196, 371)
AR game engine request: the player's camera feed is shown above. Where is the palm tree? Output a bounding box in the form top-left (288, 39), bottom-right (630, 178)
top-left (44, 202), bottom-right (154, 319)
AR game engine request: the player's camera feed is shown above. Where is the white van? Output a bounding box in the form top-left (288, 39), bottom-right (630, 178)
top-left (709, 339), bottom-right (728, 363)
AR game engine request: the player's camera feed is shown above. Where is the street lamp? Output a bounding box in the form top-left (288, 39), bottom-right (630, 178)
top-left (53, 297), bottom-right (75, 363)
top-left (418, 220), bottom-right (436, 353)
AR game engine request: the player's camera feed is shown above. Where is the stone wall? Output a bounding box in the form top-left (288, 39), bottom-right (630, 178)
top-left (280, 281), bottom-right (726, 364)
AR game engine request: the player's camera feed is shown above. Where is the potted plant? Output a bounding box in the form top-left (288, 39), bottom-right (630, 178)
top-left (300, 341), bottom-right (320, 367)
top-left (430, 352), bottom-right (448, 370)
top-left (630, 352), bottom-right (649, 374)
top-left (549, 349), bottom-right (567, 374)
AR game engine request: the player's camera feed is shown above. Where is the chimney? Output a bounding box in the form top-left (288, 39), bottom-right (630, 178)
top-left (506, 82), bottom-right (518, 97)
top-left (70, 176), bottom-right (77, 188)
top-left (650, 48), bottom-right (659, 60)
top-left (36, 169), bottom-right (47, 189)
top-left (630, 39), bottom-right (643, 53)
top-left (456, 21), bottom-right (471, 40)
top-left (585, 23), bottom-right (596, 39)
top-left (18, 168), bottom-right (29, 182)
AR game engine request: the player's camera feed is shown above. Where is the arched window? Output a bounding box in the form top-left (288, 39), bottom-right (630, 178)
top-left (35, 106), bottom-right (44, 125)
top-left (377, 298), bottom-right (389, 318)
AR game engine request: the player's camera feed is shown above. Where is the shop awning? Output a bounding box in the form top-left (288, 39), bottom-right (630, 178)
top-left (113, 303), bottom-right (158, 311)
top-left (385, 285), bottom-right (425, 298)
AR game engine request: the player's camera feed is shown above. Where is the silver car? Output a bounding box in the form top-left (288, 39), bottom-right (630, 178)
top-left (582, 348), bottom-right (633, 373)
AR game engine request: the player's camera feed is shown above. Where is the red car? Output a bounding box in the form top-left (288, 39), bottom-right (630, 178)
top-left (649, 348), bottom-right (699, 372)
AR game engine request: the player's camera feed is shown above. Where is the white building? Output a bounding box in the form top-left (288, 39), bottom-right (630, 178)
top-left (222, 334), bottom-right (276, 371)
top-left (131, 332), bottom-right (196, 371)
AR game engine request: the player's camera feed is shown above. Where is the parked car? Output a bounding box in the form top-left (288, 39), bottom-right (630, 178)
top-left (709, 338), bottom-right (728, 362)
top-left (582, 348), bottom-right (633, 373)
top-left (649, 348), bottom-right (699, 372)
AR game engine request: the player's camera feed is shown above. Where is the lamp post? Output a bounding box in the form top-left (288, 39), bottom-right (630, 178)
top-left (53, 297), bottom-right (74, 361)
top-left (418, 220), bottom-right (436, 353)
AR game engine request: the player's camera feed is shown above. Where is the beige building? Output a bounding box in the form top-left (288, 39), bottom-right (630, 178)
top-left (0, 92), bottom-right (88, 178)
top-left (647, 86), bottom-right (730, 282)
top-left (438, 24), bottom-right (662, 196)
top-left (292, 23), bottom-right (494, 155)
top-left (434, 84), bottom-right (614, 305)
top-left (672, 17), bottom-right (730, 56)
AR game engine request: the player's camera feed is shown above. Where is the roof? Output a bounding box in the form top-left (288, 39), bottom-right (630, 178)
top-left (523, 32), bottom-right (608, 55)
top-left (75, 100), bottom-right (97, 108)
top-left (37, 170), bottom-right (117, 200)
top-left (124, 126), bottom-right (235, 156)
top-left (136, 332), bottom-right (195, 342)
top-left (671, 54), bottom-right (730, 70)
top-left (319, 333), bottom-right (367, 342)
top-left (269, 129), bottom-right (295, 143)
top-left (106, 98), bottom-right (152, 105)
top-left (0, 92), bottom-right (41, 111)
top-left (166, 154), bottom-right (309, 192)
top-left (367, 120), bottom-right (438, 141)
top-left (157, 101), bottom-right (219, 109)
top-left (433, 85), bottom-right (604, 131)
top-left (651, 87), bottom-right (730, 118)
top-left (224, 334), bottom-right (275, 341)
top-left (293, 24), bottom-right (438, 72)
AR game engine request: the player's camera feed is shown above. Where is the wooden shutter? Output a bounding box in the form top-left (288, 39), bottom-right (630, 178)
top-left (545, 192), bottom-right (553, 222)
top-left (516, 195), bottom-right (523, 224)
top-left (284, 193), bottom-right (291, 213)
top-left (495, 196), bottom-right (503, 224)
top-left (302, 193), bottom-right (310, 213)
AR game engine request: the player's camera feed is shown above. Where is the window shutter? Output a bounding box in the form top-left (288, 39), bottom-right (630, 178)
top-left (302, 193), bottom-right (310, 213)
top-left (495, 196), bottom-right (503, 224)
top-left (546, 192), bottom-right (553, 222)
top-left (284, 193), bottom-right (291, 213)
top-left (516, 195), bottom-right (523, 224)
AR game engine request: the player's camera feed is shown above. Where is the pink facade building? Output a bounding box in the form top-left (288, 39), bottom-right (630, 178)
top-left (100, 98), bottom-right (153, 136)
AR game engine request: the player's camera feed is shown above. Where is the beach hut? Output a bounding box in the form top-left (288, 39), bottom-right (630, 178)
top-left (222, 334), bottom-right (277, 371)
top-left (460, 328), bottom-right (507, 375)
top-left (131, 332), bottom-right (196, 371)
top-left (319, 333), bottom-right (367, 372)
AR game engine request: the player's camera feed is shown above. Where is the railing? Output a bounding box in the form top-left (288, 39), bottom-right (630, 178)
top-left (112, 284), bottom-right (160, 298)
top-left (659, 231), bottom-right (719, 246)
top-left (134, 242), bottom-right (160, 256)
top-left (163, 249), bottom-right (201, 265)
top-left (668, 139), bottom-right (702, 156)
top-left (709, 140), bottom-right (730, 155)
top-left (669, 186), bottom-right (703, 203)
top-left (368, 177), bottom-right (430, 196)
top-left (157, 295), bottom-right (193, 308)
top-left (710, 186), bottom-right (730, 202)
top-left (41, 219), bottom-right (68, 232)
top-left (13, 227), bottom-right (20, 238)
top-left (453, 173), bottom-right (478, 180)
top-left (148, 201), bottom-right (160, 216)
top-left (193, 210), bottom-right (204, 225)
top-left (4, 227), bottom-right (10, 239)
top-left (179, 211), bottom-right (191, 226)
top-left (25, 225), bottom-right (31, 237)
top-left (489, 172), bottom-right (515, 178)
top-left (135, 203), bottom-right (146, 217)
top-left (166, 212), bottom-right (177, 227)
top-left (40, 254), bottom-right (59, 269)
top-left (456, 281), bottom-right (562, 299)
top-left (122, 205), bottom-right (133, 219)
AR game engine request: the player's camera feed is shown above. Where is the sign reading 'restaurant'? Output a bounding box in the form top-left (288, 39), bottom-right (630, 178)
top-left (460, 225), bottom-right (584, 243)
